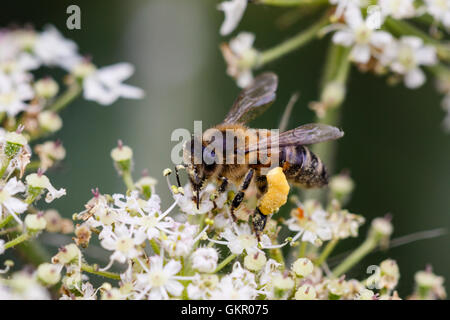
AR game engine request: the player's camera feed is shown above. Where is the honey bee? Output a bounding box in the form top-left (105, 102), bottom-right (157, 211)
top-left (178, 72), bottom-right (344, 239)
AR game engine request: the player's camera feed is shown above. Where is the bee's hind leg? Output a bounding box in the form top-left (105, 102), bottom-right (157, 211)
top-left (230, 169), bottom-right (254, 222)
top-left (252, 208), bottom-right (268, 242)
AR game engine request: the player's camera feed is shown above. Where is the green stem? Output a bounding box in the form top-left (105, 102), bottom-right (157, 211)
top-left (213, 254), bottom-right (237, 274)
top-left (0, 159), bottom-right (11, 178)
top-left (384, 17), bottom-right (450, 61)
top-left (4, 233), bottom-right (31, 249)
top-left (331, 236), bottom-right (378, 277)
top-left (258, 0), bottom-right (329, 6)
top-left (150, 239), bottom-right (160, 255)
top-left (304, 44), bottom-right (350, 203)
top-left (0, 215), bottom-right (13, 229)
top-left (298, 241), bottom-right (307, 258)
top-left (47, 83), bottom-right (82, 113)
top-left (81, 263), bottom-right (121, 280)
top-left (122, 171), bottom-right (135, 191)
top-left (315, 238), bottom-right (338, 266)
top-left (257, 12), bottom-right (330, 67)
top-left (269, 247), bottom-right (285, 266)
top-left (25, 161), bottom-right (41, 172)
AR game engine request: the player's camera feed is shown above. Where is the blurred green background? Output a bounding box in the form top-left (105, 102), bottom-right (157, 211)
top-left (2, 0), bottom-right (449, 296)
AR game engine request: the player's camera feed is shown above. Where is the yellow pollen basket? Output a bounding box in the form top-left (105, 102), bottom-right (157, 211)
top-left (259, 167), bottom-right (290, 215)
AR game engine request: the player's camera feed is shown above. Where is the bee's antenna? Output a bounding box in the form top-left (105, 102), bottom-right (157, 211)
top-left (174, 166), bottom-right (181, 188)
top-left (196, 186), bottom-right (200, 210)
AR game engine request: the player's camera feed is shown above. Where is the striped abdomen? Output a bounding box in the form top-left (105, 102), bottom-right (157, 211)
top-left (280, 145), bottom-right (328, 188)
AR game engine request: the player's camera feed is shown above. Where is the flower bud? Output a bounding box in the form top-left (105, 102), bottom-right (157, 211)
top-left (4, 131), bottom-right (27, 158)
top-left (321, 81), bottom-right (346, 109)
top-left (25, 213), bottom-right (47, 231)
top-left (111, 141), bottom-right (133, 174)
top-left (273, 274), bottom-right (295, 291)
top-left (370, 217), bottom-right (393, 242)
top-left (43, 209), bottom-right (62, 233)
top-left (329, 174), bottom-right (354, 201)
top-left (244, 252), bottom-right (267, 272)
top-left (72, 61), bottom-right (96, 80)
top-left (38, 111), bottom-right (62, 133)
top-left (74, 225), bottom-right (92, 248)
top-left (292, 258), bottom-right (314, 277)
top-left (37, 263), bottom-right (61, 286)
top-left (52, 243), bottom-right (81, 265)
top-left (295, 284), bottom-right (317, 300)
top-left (25, 172), bottom-right (66, 203)
top-left (135, 176), bottom-right (157, 199)
top-left (34, 78), bottom-right (59, 99)
top-left (101, 287), bottom-right (123, 300)
top-left (191, 247), bottom-right (218, 273)
top-left (357, 289), bottom-right (376, 300)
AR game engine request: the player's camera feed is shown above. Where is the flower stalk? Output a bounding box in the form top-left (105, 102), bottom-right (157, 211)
top-left (256, 12), bottom-right (330, 68)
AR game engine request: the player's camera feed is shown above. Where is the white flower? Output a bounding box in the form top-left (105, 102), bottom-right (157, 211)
top-left (0, 239), bottom-right (4, 255)
top-left (425, 0), bottom-right (450, 29)
top-left (187, 274), bottom-right (219, 300)
top-left (34, 25), bottom-right (81, 70)
top-left (389, 36), bottom-right (437, 88)
top-left (209, 270), bottom-right (258, 300)
top-left (83, 63), bottom-right (144, 105)
top-left (162, 221), bottom-right (200, 258)
top-left (191, 247), bottom-right (218, 273)
top-left (329, 0), bottom-right (367, 18)
top-left (99, 224), bottom-right (146, 265)
top-left (379, 0), bottom-right (417, 19)
top-left (0, 177), bottom-right (27, 225)
top-left (0, 72), bottom-right (34, 116)
top-left (177, 183), bottom-right (214, 215)
top-left (286, 200), bottom-right (332, 246)
top-left (332, 5), bottom-right (392, 64)
top-left (211, 223), bottom-right (285, 255)
top-left (221, 32), bottom-right (258, 88)
top-left (215, 223), bottom-right (260, 255)
top-left (217, 0), bottom-right (247, 36)
top-left (121, 195), bottom-right (175, 240)
top-left (328, 209), bottom-right (365, 239)
top-left (135, 255), bottom-right (190, 300)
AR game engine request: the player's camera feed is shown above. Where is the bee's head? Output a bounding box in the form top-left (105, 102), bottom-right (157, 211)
top-left (182, 135), bottom-right (217, 209)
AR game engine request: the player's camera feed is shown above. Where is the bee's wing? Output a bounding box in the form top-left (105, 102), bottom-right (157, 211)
top-left (247, 123), bottom-right (344, 152)
top-left (223, 72), bottom-right (278, 124)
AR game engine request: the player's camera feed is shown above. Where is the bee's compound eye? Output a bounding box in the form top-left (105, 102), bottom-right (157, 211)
top-left (202, 147), bottom-right (216, 165)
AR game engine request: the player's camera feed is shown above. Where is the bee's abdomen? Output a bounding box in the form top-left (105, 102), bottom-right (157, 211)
top-left (280, 145), bottom-right (328, 188)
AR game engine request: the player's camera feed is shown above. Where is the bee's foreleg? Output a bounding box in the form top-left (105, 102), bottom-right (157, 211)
top-left (218, 176), bottom-right (228, 193)
top-left (230, 168), bottom-right (254, 221)
top-left (252, 208), bottom-right (267, 242)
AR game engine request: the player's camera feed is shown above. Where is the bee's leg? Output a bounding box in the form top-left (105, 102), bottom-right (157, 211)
top-left (253, 172), bottom-right (268, 240)
top-left (218, 176), bottom-right (228, 193)
top-left (174, 165), bottom-right (182, 188)
top-left (253, 208), bottom-right (268, 242)
top-left (230, 168), bottom-right (254, 221)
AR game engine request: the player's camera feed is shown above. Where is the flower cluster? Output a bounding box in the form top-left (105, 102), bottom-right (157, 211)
top-left (0, 25), bottom-right (146, 299)
top-left (0, 142), bottom-right (443, 300)
top-left (218, 0), bottom-right (450, 129)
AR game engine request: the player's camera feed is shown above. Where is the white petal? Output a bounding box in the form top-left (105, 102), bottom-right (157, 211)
top-left (416, 46), bottom-right (437, 66)
top-left (165, 280), bottom-right (184, 297)
top-left (218, 0), bottom-right (247, 36)
top-left (370, 31), bottom-right (393, 48)
top-left (164, 259), bottom-right (182, 276)
top-left (97, 63), bottom-right (134, 83)
top-left (345, 5), bottom-right (364, 29)
top-left (332, 30), bottom-right (354, 47)
top-left (404, 68), bottom-right (425, 89)
top-left (351, 44), bottom-right (371, 63)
